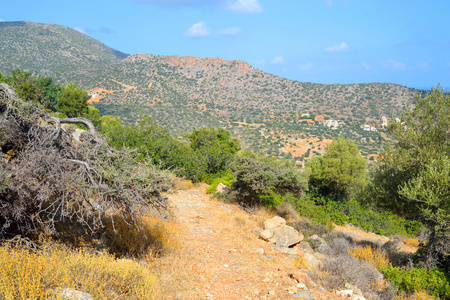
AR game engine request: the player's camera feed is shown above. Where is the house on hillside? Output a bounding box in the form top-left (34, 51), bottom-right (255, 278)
top-left (370, 126), bottom-right (377, 132)
top-left (363, 124), bottom-right (371, 131)
top-left (381, 116), bottom-right (388, 128)
top-left (324, 119), bottom-right (339, 129)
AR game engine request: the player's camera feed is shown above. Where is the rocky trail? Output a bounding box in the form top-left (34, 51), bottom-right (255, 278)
top-left (161, 184), bottom-right (344, 300)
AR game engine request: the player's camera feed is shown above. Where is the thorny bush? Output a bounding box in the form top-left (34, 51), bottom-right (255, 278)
top-left (0, 83), bottom-right (173, 241)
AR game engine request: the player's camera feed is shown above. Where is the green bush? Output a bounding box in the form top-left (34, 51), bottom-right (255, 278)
top-left (206, 170), bottom-right (235, 194)
top-left (379, 265), bottom-right (450, 299)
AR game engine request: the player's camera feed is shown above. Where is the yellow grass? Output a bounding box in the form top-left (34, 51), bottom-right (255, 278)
top-left (402, 237), bottom-right (420, 248)
top-left (348, 244), bottom-right (388, 268)
top-left (0, 246), bottom-right (159, 300)
top-left (294, 252), bottom-right (311, 270)
top-left (396, 290), bottom-right (436, 300)
top-left (174, 179), bottom-right (195, 191)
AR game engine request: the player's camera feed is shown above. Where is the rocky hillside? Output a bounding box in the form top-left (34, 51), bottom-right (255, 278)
top-left (0, 21), bottom-right (422, 158)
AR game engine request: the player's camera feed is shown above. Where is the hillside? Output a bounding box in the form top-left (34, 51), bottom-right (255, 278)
top-left (0, 21), bottom-right (421, 159)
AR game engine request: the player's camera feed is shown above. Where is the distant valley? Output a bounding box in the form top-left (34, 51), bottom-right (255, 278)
top-left (0, 21), bottom-right (422, 161)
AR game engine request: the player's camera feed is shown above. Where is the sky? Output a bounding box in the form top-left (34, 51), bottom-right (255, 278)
top-left (1, 0), bottom-right (449, 89)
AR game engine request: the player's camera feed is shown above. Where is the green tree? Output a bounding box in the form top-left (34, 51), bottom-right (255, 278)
top-left (306, 136), bottom-right (367, 200)
top-left (56, 83), bottom-right (88, 117)
top-left (186, 127), bottom-right (240, 181)
top-left (230, 150), bottom-right (308, 206)
top-left (370, 85), bottom-right (450, 269)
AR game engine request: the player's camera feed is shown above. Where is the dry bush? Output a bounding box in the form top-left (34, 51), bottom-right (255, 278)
top-left (321, 237), bottom-right (395, 299)
top-left (276, 201), bottom-right (300, 223)
top-left (0, 83), bottom-right (173, 243)
top-left (348, 244), bottom-right (389, 268)
top-left (101, 214), bottom-right (180, 258)
top-left (293, 218), bottom-right (331, 239)
top-left (0, 245), bottom-right (160, 300)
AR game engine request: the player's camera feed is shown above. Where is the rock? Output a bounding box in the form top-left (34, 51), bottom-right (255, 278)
top-left (296, 283), bottom-right (307, 290)
top-left (254, 247), bottom-right (265, 254)
top-left (295, 241), bottom-right (314, 254)
top-left (345, 283), bottom-right (363, 296)
top-left (336, 289), bottom-right (354, 296)
top-left (54, 288), bottom-right (94, 300)
top-left (269, 225), bottom-right (303, 247)
top-left (260, 229), bottom-right (274, 240)
top-left (352, 296), bottom-right (366, 300)
top-left (312, 252), bottom-right (327, 261)
top-left (301, 252), bottom-right (322, 269)
top-left (290, 269), bottom-right (313, 288)
top-left (264, 216), bottom-right (286, 230)
top-left (268, 290), bottom-right (275, 296)
top-left (308, 235), bottom-right (329, 253)
top-left (215, 183), bottom-right (231, 194)
top-left (275, 246), bottom-right (298, 256)
top-left (292, 291), bottom-right (312, 299)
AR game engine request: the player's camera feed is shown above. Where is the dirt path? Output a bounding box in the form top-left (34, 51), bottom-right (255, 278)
top-left (164, 184), bottom-right (334, 300)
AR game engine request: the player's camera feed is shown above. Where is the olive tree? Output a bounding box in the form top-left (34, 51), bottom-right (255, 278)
top-left (370, 85), bottom-right (450, 270)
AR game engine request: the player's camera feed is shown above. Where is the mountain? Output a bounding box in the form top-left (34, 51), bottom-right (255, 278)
top-left (0, 21), bottom-right (420, 159)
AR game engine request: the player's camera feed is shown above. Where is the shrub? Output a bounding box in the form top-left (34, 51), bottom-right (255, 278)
top-left (379, 265), bottom-right (450, 299)
top-left (0, 245), bottom-right (160, 300)
top-left (230, 150), bottom-right (308, 206)
top-left (0, 84), bottom-right (173, 240)
top-left (205, 170), bottom-right (235, 194)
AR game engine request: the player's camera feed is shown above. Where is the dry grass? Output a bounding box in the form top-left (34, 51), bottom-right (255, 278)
top-left (0, 245), bottom-right (159, 300)
top-left (401, 237), bottom-right (420, 248)
top-left (294, 252), bottom-right (311, 270)
top-left (396, 290), bottom-right (436, 300)
top-left (348, 244), bottom-right (389, 268)
top-left (174, 179), bottom-right (195, 191)
top-left (253, 206), bottom-right (277, 228)
top-left (102, 214), bottom-right (180, 258)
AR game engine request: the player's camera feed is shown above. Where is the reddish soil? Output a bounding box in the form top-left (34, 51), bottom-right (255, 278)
top-left (166, 185), bottom-right (346, 299)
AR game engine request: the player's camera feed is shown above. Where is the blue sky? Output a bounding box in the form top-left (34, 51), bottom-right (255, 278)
top-left (2, 0), bottom-right (449, 89)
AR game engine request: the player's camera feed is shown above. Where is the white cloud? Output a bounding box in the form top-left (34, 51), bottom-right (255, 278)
top-left (299, 62), bottom-right (313, 71)
top-left (74, 27), bottom-right (86, 34)
top-left (325, 0), bottom-right (333, 7)
top-left (186, 21), bottom-right (211, 37)
top-left (383, 59), bottom-right (407, 70)
top-left (361, 61), bottom-right (370, 71)
top-left (0, 19), bottom-right (4, 22)
top-left (218, 26), bottom-right (242, 35)
top-left (325, 41), bottom-right (349, 52)
top-left (271, 56), bottom-right (285, 64)
top-left (256, 59), bottom-right (266, 66)
top-left (227, 0), bottom-right (263, 14)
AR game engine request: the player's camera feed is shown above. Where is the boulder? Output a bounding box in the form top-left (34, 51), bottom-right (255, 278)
top-left (295, 241), bottom-right (314, 254)
top-left (264, 216), bottom-right (286, 230)
top-left (308, 234), bottom-right (329, 253)
top-left (215, 183), bottom-right (231, 194)
top-left (292, 291), bottom-right (312, 299)
top-left (269, 225), bottom-right (303, 247)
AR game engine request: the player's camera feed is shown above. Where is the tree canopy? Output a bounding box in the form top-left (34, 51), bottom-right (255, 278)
top-left (306, 136), bottom-right (367, 200)
top-left (370, 85), bottom-right (450, 270)
top-left (56, 83), bottom-right (89, 117)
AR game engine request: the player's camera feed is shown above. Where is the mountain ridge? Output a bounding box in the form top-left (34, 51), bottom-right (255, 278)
top-left (0, 21), bottom-right (420, 158)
